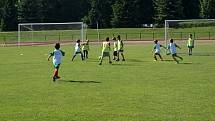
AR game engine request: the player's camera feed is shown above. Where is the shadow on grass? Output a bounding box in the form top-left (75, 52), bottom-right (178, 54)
top-left (163, 59), bottom-right (194, 64)
top-left (126, 59), bottom-right (146, 62)
top-left (162, 59), bottom-right (175, 62)
top-left (60, 80), bottom-right (101, 83)
top-left (178, 62), bottom-right (193, 64)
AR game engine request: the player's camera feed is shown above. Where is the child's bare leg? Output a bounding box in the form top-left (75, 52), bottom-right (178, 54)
top-left (108, 55), bottom-right (112, 64)
top-left (80, 52), bottom-right (84, 60)
top-left (153, 54), bottom-right (157, 61)
top-left (99, 55), bottom-right (104, 65)
top-left (176, 55), bottom-right (183, 60)
top-left (83, 51), bottom-right (86, 59)
top-left (86, 51), bottom-right (88, 58)
top-left (116, 51), bottom-right (120, 61)
top-left (121, 53), bottom-right (125, 61)
top-left (158, 54), bottom-right (163, 61)
top-left (72, 54), bottom-right (76, 61)
top-left (172, 55), bottom-right (179, 63)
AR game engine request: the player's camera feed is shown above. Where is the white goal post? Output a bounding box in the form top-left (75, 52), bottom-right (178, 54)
top-left (165, 19), bottom-right (215, 55)
top-left (18, 22), bottom-right (87, 46)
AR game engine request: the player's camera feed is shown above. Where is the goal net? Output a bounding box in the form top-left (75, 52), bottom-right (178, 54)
top-left (165, 19), bottom-right (215, 55)
top-left (18, 22), bottom-right (87, 46)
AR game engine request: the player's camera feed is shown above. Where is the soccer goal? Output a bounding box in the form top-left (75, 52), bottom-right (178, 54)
top-left (165, 19), bottom-right (215, 55)
top-left (18, 22), bottom-right (87, 46)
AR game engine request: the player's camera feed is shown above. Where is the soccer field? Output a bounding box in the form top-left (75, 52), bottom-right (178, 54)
top-left (0, 44), bottom-right (215, 121)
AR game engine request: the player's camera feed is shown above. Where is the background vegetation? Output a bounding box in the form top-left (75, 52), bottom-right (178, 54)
top-left (0, 0), bottom-right (215, 31)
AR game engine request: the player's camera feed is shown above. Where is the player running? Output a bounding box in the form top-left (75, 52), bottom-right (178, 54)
top-left (48, 43), bottom-right (65, 82)
top-left (167, 39), bottom-right (183, 64)
top-left (153, 40), bottom-right (166, 61)
top-left (72, 39), bottom-right (84, 61)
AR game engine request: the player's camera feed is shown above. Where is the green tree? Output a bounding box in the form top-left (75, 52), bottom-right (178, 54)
top-left (111, 0), bottom-right (136, 28)
top-left (182, 0), bottom-right (200, 19)
top-left (84, 0), bottom-right (113, 28)
top-left (0, 0), bottom-right (17, 31)
top-left (133, 0), bottom-right (153, 25)
top-left (40, 0), bottom-right (62, 22)
top-left (153, 0), bottom-right (184, 27)
top-left (208, 0), bottom-right (215, 18)
top-left (18, 0), bottom-right (42, 23)
top-left (153, 0), bottom-right (167, 26)
top-left (111, 0), bottom-right (124, 27)
top-left (200, 0), bottom-right (215, 18)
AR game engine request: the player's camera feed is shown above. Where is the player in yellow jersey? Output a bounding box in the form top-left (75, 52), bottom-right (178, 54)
top-left (82, 40), bottom-right (90, 59)
top-left (99, 37), bottom-right (112, 65)
top-left (116, 35), bottom-right (125, 61)
top-left (187, 34), bottom-right (194, 55)
top-left (112, 37), bottom-right (118, 60)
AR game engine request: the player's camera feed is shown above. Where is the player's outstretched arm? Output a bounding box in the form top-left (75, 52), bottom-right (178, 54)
top-left (60, 50), bottom-right (65, 56)
top-left (176, 44), bottom-right (181, 49)
top-left (48, 52), bottom-right (54, 61)
top-left (161, 45), bottom-right (167, 49)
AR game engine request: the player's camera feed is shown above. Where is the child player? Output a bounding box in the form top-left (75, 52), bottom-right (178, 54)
top-left (72, 39), bottom-right (84, 61)
top-left (187, 34), bottom-right (194, 55)
top-left (99, 37), bottom-right (112, 65)
top-left (167, 39), bottom-right (183, 64)
top-left (48, 43), bottom-right (65, 82)
top-left (153, 40), bottom-right (166, 61)
top-left (116, 35), bottom-right (125, 61)
top-left (112, 37), bottom-right (118, 60)
top-left (82, 40), bottom-right (90, 59)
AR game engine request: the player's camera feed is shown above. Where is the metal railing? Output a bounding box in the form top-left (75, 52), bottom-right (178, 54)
top-left (1, 32), bottom-right (215, 45)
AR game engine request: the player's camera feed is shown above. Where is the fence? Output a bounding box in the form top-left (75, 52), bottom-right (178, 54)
top-left (1, 32), bottom-right (215, 46)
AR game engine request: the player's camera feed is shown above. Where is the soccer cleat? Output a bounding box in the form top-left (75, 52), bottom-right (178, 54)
top-left (116, 59), bottom-right (120, 61)
top-left (99, 63), bottom-right (102, 65)
top-left (109, 61), bottom-right (112, 64)
top-left (53, 76), bottom-right (57, 82)
top-left (153, 60), bottom-right (157, 61)
top-left (122, 59), bottom-right (125, 61)
top-left (56, 76), bottom-right (61, 79)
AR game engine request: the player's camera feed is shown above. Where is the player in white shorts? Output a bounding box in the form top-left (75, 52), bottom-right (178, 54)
top-left (153, 40), bottom-right (166, 61)
top-left (72, 39), bottom-right (84, 61)
top-left (48, 43), bottom-right (65, 82)
top-left (167, 39), bottom-right (183, 64)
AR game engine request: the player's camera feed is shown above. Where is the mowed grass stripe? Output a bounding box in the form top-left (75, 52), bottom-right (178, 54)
top-left (0, 45), bottom-right (215, 120)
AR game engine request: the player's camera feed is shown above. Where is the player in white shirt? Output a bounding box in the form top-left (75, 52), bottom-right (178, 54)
top-left (72, 39), bottom-right (84, 61)
top-left (153, 40), bottom-right (166, 61)
top-left (167, 39), bottom-right (183, 64)
top-left (48, 43), bottom-right (65, 82)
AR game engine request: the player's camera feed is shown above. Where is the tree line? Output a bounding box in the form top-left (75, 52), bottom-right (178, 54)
top-left (0, 0), bottom-right (215, 31)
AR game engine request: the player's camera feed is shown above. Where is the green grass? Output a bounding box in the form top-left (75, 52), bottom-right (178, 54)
top-left (0, 44), bottom-right (215, 121)
top-left (1, 26), bottom-right (215, 43)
